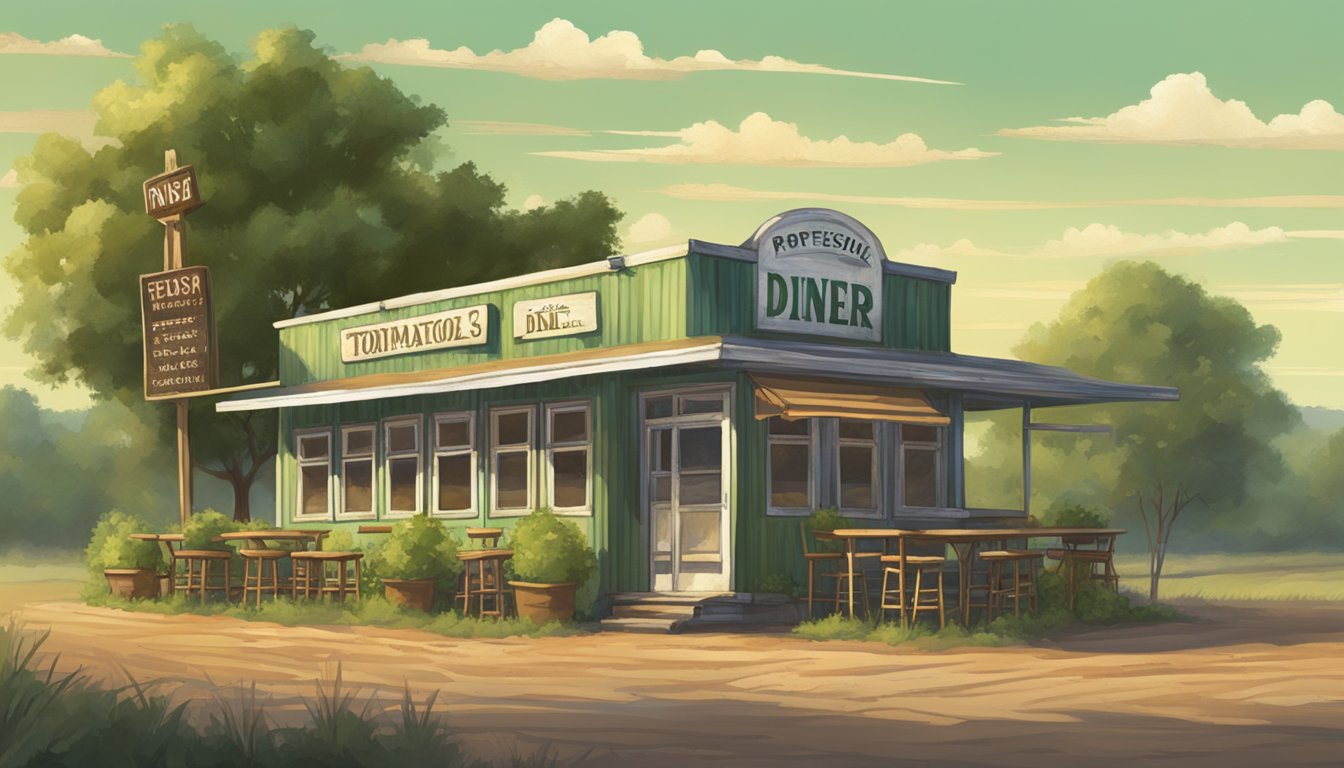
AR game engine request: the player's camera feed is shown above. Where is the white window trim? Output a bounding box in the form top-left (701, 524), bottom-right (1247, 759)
top-left (489, 405), bottom-right (536, 518)
top-left (836, 420), bottom-right (883, 520)
top-left (338, 423), bottom-right (377, 521)
top-left (898, 424), bottom-right (946, 513)
top-left (766, 418), bottom-right (817, 517)
top-left (545, 400), bottom-right (593, 516)
top-left (294, 428), bottom-right (334, 522)
top-left (382, 416), bottom-right (424, 518)
top-left (431, 411), bottom-right (477, 519)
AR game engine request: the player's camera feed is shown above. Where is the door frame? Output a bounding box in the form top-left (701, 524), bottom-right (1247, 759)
top-left (637, 383), bottom-right (735, 593)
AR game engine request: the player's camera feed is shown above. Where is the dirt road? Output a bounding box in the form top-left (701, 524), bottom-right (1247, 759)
top-left (8, 594), bottom-right (1344, 767)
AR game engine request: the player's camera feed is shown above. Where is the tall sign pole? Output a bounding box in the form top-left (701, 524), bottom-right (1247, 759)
top-left (164, 151), bottom-right (191, 527)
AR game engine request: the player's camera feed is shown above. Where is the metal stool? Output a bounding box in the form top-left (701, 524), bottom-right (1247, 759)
top-left (291, 551), bottom-right (363, 602)
top-left (239, 549), bottom-right (289, 608)
top-left (981, 550), bottom-right (1044, 619)
top-left (456, 549), bottom-right (512, 618)
top-left (172, 549), bottom-right (232, 603)
top-left (879, 554), bottom-right (947, 628)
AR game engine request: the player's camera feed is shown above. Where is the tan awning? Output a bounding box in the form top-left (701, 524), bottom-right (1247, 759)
top-left (752, 374), bottom-right (951, 425)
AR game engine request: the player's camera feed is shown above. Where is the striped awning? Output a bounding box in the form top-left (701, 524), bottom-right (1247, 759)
top-left (751, 374), bottom-right (951, 424)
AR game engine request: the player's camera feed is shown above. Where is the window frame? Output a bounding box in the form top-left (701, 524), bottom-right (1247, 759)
top-left (898, 423), bottom-right (947, 512)
top-left (382, 416), bottom-right (424, 518)
top-left (544, 400), bottom-right (593, 516)
top-left (765, 417), bottom-right (817, 517)
top-left (835, 419), bottom-right (882, 519)
top-left (431, 411), bottom-right (477, 519)
top-left (293, 428), bottom-right (334, 522)
top-left (337, 423), bottom-right (377, 521)
top-left (489, 405), bottom-right (536, 518)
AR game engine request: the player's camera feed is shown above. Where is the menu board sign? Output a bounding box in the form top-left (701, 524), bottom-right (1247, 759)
top-left (141, 266), bottom-right (217, 397)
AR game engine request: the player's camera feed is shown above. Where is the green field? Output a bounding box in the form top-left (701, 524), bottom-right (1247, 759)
top-left (1115, 552), bottom-right (1344, 601)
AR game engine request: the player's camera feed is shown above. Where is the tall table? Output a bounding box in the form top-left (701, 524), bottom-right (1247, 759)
top-left (216, 529), bottom-right (331, 551)
top-left (827, 527), bottom-right (1125, 623)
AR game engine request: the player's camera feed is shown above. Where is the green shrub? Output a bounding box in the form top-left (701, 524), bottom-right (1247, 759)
top-left (1041, 501), bottom-right (1109, 528)
top-left (181, 509), bottom-right (243, 551)
top-left (805, 507), bottom-right (854, 553)
top-left (366, 516), bottom-right (462, 591)
top-left (755, 573), bottom-right (799, 597)
top-left (82, 511), bottom-right (165, 599)
top-left (506, 508), bottom-right (597, 587)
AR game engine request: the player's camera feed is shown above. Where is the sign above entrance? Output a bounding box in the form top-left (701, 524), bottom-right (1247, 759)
top-left (341, 305), bottom-right (489, 363)
top-left (513, 292), bottom-right (598, 341)
top-left (747, 209), bottom-right (886, 342)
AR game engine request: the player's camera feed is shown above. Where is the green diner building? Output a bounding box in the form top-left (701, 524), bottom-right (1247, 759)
top-left (218, 209), bottom-right (1177, 607)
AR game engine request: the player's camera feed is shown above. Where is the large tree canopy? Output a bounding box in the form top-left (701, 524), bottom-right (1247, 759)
top-left (4, 25), bottom-right (622, 520)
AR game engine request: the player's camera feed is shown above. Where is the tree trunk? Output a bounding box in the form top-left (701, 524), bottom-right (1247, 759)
top-left (230, 476), bottom-right (252, 523)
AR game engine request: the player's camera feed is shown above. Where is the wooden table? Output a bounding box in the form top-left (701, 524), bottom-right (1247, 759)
top-left (216, 529), bottom-right (331, 551)
top-left (827, 527), bottom-right (1126, 622)
top-left (128, 532), bottom-right (185, 559)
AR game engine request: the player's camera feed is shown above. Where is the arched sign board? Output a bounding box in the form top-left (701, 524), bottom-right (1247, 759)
top-left (746, 209), bottom-right (886, 342)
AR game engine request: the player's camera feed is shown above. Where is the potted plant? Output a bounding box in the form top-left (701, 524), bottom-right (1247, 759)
top-left (86, 511), bottom-right (165, 600)
top-left (506, 507), bottom-right (597, 623)
top-left (368, 516), bottom-right (462, 611)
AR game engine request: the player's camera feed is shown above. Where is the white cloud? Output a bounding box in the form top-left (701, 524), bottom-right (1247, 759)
top-left (0, 109), bottom-right (96, 136)
top-left (1218, 283), bottom-right (1344, 312)
top-left (1000, 72), bottom-right (1344, 150)
top-left (0, 169), bottom-right (17, 188)
top-left (536, 112), bottom-right (995, 167)
top-left (457, 120), bottom-right (590, 137)
top-left (341, 18), bottom-right (959, 84)
top-left (896, 222), bottom-right (1291, 262)
top-left (660, 183), bottom-right (1344, 210)
top-left (0, 32), bottom-right (129, 58)
top-left (624, 213), bottom-right (675, 244)
top-left (521, 194), bottom-right (546, 211)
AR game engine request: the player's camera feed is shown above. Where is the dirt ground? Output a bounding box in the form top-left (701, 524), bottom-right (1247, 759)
top-left (6, 582), bottom-right (1344, 767)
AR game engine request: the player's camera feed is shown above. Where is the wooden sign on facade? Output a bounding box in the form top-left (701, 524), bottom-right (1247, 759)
top-left (142, 164), bottom-right (205, 219)
top-left (141, 266), bottom-right (218, 398)
top-left (513, 292), bottom-right (599, 340)
top-left (340, 305), bottom-right (490, 363)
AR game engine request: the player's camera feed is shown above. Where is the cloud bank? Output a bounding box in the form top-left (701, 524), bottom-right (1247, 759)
top-left (0, 169), bottom-right (18, 188)
top-left (0, 32), bottom-right (129, 58)
top-left (1000, 72), bottom-right (1344, 150)
top-left (624, 212), bottom-right (674, 244)
top-left (342, 18), bottom-right (958, 84)
top-left (895, 222), bottom-right (1293, 261)
top-left (536, 112), bottom-right (995, 167)
top-left (457, 120), bottom-right (591, 137)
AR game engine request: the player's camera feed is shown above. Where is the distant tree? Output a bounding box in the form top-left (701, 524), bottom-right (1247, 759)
top-left (4, 25), bottom-right (622, 521)
top-left (977, 261), bottom-right (1297, 600)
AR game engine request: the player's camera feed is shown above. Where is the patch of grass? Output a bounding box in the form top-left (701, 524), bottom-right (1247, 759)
top-left (1114, 552), bottom-right (1344, 601)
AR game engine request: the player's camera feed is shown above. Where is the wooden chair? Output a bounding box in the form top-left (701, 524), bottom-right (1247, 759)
top-left (466, 527), bottom-right (504, 549)
top-left (172, 549), bottom-right (232, 603)
top-left (239, 549), bottom-right (289, 608)
top-left (456, 549), bottom-right (512, 618)
top-left (879, 554), bottom-right (946, 628)
top-left (799, 523), bottom-right (877, 619)
top-left (981, 550), bottom-right (1044, 619)
top-left (1045, 535), bottom-right (1118, 608)
top-left (291, 551), bottom-right (363, 602)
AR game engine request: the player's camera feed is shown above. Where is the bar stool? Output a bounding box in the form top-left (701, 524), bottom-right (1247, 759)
top-left (981, 550), bottom-right (1044, 618)
top-left (239, 549), bottom-right (289, 608)
top-left (291, 551), bottom-right (363, 602)
top-left (456, 549), bottom-right (512, 618)
top-left (879, 554), bottom-right (947, 628)
top-left (1046, 535), bottom-right (1118, 608)
top-left (799, 522), bottom-right (843, 619)
top-left (466, 527), bottom-right (504, 549)
top-left (172, 549), bottom-right (232, 603)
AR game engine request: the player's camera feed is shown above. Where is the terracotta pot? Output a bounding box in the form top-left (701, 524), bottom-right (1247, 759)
top-left (382, 578), bottom-right (436, 612)
top-left (104, 568), bottom-right (160, 600)
top-left (508, 580), bottom-right (576, 623)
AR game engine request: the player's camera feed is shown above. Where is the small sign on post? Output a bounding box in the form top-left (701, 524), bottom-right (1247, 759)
top-left (140, 266), bottom-right (218, 398)
top-left (143, 165), bottom-right (205, 219)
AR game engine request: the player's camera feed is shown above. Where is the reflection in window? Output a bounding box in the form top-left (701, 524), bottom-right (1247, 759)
top-left (341, 426), bottom-right (374, 518)
top-left (767, 418), bottom-right (812, 512)
top-left (902, 424), bottom-right (944, 509)
top-left (296, 430), bottom-right (331, 519)
top-left (491, 407), bottom-right (534, 514)
top-left (546, 403), bottom-right (591, 512)
top-left (433, 413), bottom-right (474, 516)
top-left (384, 418), bottom-right (422, 515)
top-left (838, 419), bottom-right (878, 514)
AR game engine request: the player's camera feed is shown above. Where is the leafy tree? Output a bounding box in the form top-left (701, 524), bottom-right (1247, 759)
top-left (4, 25), bottom-right (622, 521)
top-left (971, 261), bottom-right (1297, 600)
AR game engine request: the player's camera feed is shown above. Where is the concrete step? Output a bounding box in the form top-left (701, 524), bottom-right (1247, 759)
top-left (608, 592), bottom-right (727, 606)
top-left (610, 603), bottom-right (698, 620)
top-left (599, 616), bottom-right (685, 633)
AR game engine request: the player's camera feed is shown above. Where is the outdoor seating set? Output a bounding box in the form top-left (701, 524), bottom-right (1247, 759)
top-left (359, 525), bottom-right (514, 618)
top-left (803, 525), bottom-right (1123, 628)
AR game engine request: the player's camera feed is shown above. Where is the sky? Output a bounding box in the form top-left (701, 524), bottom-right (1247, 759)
top-left (1, 0), bottom-right (1341, 410)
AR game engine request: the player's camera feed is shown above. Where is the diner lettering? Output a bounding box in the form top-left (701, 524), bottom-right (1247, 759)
top-left (341, 305), bottom-right (489, 362)
top-left (513, 292), bottom-right (598, 341)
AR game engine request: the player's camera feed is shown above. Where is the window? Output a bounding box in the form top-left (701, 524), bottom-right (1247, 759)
top-left (546, 402), bottom-right (592, 514)
top-left (491, 406), bottom-right (534, 516)
top-left (295, 429), bottom-right (332, 520)
top-left (901, 424), bottom-right (945, 509)
top-left (837, 419), bottom-right (880, 517)
top-left (383, 417), bottom-right (422, 516)
top-left (432, 413), bottom-right (476, 517)
top-left (767, 417), bottom-right (813, 514)
top-left (340, 425), bottom-right (375, 519)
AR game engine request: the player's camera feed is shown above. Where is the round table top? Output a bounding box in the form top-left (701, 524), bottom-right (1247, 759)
top-left (217, 530), bottom-right (330, 541)
top-left (457, 548), bottom-right (513, 561)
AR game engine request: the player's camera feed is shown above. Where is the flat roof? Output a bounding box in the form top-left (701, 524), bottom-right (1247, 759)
top-left (217, 335), bottom-right (1176, 413)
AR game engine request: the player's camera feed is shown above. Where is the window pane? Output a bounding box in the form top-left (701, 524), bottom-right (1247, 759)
top-left (904, 448), bottom-right (939, 508)
top-left (345, 429), bottom-right (373, 455)
top-left (679, 427), bottom-right (721, 471)
top-left (344, 460), bottom-right (373, 513)
top-left (839, 445), bottom-right (875, 509)
top-left (679, 472), bottom-right (721, 506)
top-left (679, 509), bottom-right (721, 555)
top-left (769, 443), bottom-right (810, 508)
top-left (388, 423), bottom-right (418, 453)
top-left (768, 418), bottom-right (809, 436)
top-left (437, 454), bottom-right (472, 511)
top-left (679, 396), bottom-right (723, 415)
top-left (903, 425), bottom-right (941, 444)
top-left (653, 505), bottom-right (672, 552)
top-left (551, 409), bottom-right (588, 444)
top-left (437, 419), bottom-right (470, 449)
top-left (644, 396), bottom-right (673, 420)
top-left (839, 419), bottom-right (873, 440)
top-left (552, 450), bottom-right (588, 508)
top-left (651, 474), bottom-right (671, 502)
top-left (300, 465), bottom-right (328, 515)
top-left (299, 435), bottom-right (328, 459)
top-left (653, 429), bottom-right (672, 472)
top-left (496, 451), bottom-right (529, 508)
top-left (389, 457), bottom-right (419, 511)
top-left (496, 412), bottom-right (530, 446)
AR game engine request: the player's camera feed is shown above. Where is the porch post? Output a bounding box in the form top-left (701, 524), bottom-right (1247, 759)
top-left (1021, 402), bottom-right (1032, 516)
